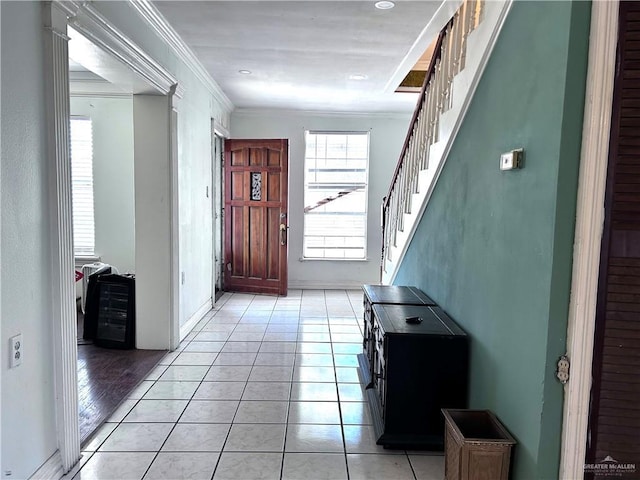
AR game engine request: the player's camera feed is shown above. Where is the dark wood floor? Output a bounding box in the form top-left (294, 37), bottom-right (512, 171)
top-left (77, 310), bottom-right (166, 444)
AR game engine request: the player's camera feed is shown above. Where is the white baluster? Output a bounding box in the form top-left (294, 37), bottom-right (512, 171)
top-left (445, 22), bottom-right (455, 112)
top-left (452, 11), bottom-right (462, 77)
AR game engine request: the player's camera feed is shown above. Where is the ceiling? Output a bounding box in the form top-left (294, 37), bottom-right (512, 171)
top-left (153, 1), bottom-right (453, 113)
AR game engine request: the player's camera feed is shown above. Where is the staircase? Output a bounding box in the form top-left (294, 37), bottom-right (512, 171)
top-left (381, 0), bottom-right (513, 284)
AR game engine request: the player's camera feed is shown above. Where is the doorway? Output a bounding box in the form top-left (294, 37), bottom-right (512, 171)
top-left (224, 139), bottom-right (289, 296)
top-left (586, 1), bottom-right (640, 470)
top-left (213, 132), bottom-right (225, 300)
top-left (68, 31), bottom-right (169, 444)
top-left (44, 3), bottom-right (182, 471)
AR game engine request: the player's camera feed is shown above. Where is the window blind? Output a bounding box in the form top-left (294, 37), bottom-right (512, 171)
top-left (70, 116), bottom-right (95, 256)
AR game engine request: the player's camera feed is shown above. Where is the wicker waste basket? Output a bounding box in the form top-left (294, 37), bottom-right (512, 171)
top-left (442, 409), bottom-right (516, 480)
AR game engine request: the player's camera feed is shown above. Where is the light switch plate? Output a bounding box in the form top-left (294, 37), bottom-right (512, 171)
top-left (500, 149), bottom-right (523, 171)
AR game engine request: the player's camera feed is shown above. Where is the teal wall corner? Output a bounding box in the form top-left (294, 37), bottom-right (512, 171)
top-left (394, 1), bottom-right (592, 478)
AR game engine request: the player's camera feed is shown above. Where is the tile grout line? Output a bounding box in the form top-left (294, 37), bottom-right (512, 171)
top-left (331, 290), bottom-right (352, 480)
top-left (278, 294), bottom-right (300, 480)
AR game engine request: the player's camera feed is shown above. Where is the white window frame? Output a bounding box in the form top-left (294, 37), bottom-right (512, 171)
top-left (303, 130), bottom-right (370, 260)
top-left (70, 115), bottom-right (95, 257)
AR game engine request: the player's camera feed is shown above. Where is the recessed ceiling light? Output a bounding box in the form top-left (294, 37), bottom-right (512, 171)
top-left (238, 69), bottom-right (252, 75)
top-left (349, 74), bottom-right (368, 81)
top-left (375, 1), bottom-right (395, 10)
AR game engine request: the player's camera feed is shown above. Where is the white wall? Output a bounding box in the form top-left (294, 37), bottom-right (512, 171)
top-left (176, 95), bottom-right (214, 328)
top-left (231, 111), bottom-right (411, 289)
top-left (1, 2), bottom-right (58, 477)
top-left (134, 95), bottom-right (173, 349)
top-left (87, 2), bottom-right (227, 329)
top-left (70, 96), bottom-right (135, 274)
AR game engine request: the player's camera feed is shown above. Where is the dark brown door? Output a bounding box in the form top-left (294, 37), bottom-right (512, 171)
top-left (587, 2), bottom-right (640, 473)
top-left (224, 139), bottom-right (288, 296)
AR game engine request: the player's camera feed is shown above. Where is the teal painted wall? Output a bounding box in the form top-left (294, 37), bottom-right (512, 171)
top-left (394, 2), bottom-right (591, 478)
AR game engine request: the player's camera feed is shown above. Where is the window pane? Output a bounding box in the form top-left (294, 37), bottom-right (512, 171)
top-left (303, 131), bottom-right (369, 259)
top-left (70, 117), bottom-right (95, 256)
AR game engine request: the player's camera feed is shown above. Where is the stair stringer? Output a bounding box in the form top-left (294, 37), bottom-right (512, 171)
top-left (383, 0), bottom-right (514, 284)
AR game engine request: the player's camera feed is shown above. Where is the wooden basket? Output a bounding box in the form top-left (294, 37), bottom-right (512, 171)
top-left (442, 409), bottom-right (516, 480)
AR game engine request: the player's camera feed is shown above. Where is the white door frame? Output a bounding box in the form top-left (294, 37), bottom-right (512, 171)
top-left (559, 1), bottom-right (619, 478)
top-left (43, 0), bottom-right (181, 474)
top-left (212, 121), bottom-right (228, 303)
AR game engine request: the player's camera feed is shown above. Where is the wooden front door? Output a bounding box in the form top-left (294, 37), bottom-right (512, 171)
top-left (587, 2), bottom-right (640, 472)
top-left (224, 139), bottom-right (288, 296)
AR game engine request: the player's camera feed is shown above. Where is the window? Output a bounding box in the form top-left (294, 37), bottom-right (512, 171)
top-left (70, 116), bottom-right (95, 256)
top-left (303, 131), bottom-right (369, 259)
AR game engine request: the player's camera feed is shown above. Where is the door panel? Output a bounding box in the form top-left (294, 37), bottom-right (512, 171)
top-left (224, 139), bottom-right (288, 295)
top-left (267, 208), bottom-right (280, 280)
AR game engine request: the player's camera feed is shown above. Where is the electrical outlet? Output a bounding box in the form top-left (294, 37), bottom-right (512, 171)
top-left (10, 334), bottom-right (22, 368)
top-left (556, 354), bottom-right (570, 384)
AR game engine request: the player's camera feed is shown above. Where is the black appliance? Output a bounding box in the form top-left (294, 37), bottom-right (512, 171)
top-left (82, 266), bottom-right (112, 340)
top-left (85, 273), bottom-right (136, 349)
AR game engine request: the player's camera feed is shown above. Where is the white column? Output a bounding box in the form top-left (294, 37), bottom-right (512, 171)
top-left (42, 1), bottom-right (80, 473)
top-left (134, 93), bottom-right (179, 350)
top-left (170, 93), bottom-right (180, 350)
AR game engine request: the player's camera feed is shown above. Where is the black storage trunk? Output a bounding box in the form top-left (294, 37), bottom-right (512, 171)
top-left (362, 284), bottom-right (436, 306)
top-left (88, 274), bottom-right (136, 349)
top-left (364, 303), bottom-right (469, 450)
top-left (359, 285), bottom-right (437, 387)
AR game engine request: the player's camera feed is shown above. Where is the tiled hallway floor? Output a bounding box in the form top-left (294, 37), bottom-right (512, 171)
top-left (68, 290), bottom-right (444, 480)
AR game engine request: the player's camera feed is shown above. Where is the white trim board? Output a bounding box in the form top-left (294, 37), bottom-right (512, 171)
top-left (180, 299), bottom-right (213, 341)
top-left (213, 119), bottom-right (230, 139)
top-left (43, 2), bottom-right (81, 472)
top-left (232, 108), bottom-right (413, 120)
top-left (559, 1), bottom-right (619, 478)
top-left (28, 451), bottom-right (63, 480)
top-left (288, 281), bottom-right (366, 290)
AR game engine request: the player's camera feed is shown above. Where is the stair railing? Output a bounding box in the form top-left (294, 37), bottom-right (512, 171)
top-left (381, 0), bottom-right (484, 275)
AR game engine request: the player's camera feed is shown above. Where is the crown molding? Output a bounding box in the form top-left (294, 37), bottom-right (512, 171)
top-left (213, 119), bottom-right (230, 138)
top-left (70, 91), bottom-right (132, 99)
top-left (69, 71), bottom-right (131, 97)
top-left (55, 0), bottom-right (184, 99)
top-left (127, 0), bottom-right (234, 112)
top-left (232, 108), bottom-right (413, 120)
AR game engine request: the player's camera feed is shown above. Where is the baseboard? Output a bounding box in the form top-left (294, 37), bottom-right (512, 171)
top-left (288, 281), bottom-right (364, 290)
top-left (180, 298), bottom-right (212, 340)
top-left (29, 451), bottom-right (63, 480)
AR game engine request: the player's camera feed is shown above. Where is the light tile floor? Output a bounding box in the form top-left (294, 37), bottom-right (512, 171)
top-left (68, 290), bottom-right (444, 480)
